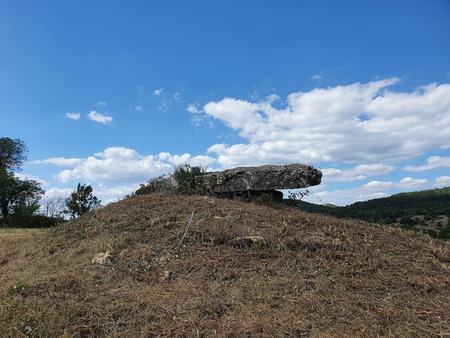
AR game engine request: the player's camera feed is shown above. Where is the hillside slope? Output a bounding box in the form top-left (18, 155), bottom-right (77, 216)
top-left (1, 193), bottom-right (450, 337)
top-left (295, 187), bottom-right (450, 239)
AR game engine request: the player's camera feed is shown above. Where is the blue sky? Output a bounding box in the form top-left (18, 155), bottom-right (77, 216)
top-left (1, 0), bottom-right (449, 206)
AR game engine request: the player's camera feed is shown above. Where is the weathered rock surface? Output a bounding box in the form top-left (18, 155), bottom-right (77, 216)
top-left (194, 164), bottom-right (322, 194)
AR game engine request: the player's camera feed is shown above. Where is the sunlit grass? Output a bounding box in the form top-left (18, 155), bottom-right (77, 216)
top-left (0, 194), bottom-right (449, 336)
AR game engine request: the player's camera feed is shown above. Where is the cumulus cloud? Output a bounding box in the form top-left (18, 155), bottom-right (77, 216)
top-left (322, 163), bottom-right (395, 182)
top-left (194, 79), bottom-right (450, 167)
top-left (65, 112), bottom-right (80, 120)
top-left (304, 176), bottom-right (428, 206)
top-left (404, 156), bottom-right (450, 172)
top-left (363, 177), bottom-right (427, 190)
top-left (310, 188), bottom-right (389, 206)
top-left (88, 111), bottom-right (113, 124)
top-left (96, 183), bottom-right (140, 204)
top-left (34, 157), bottom-right (83, 167)
top-left (397, 177), bottom-right (428, 188)
top-left (434, 176), bottom-right (450, 187)
top-left (43, 187), bottom-right (72, 199)
top-left (39, 147), bottom-right (216, 184)
top-left (15, 173), bottom-right (47, 186)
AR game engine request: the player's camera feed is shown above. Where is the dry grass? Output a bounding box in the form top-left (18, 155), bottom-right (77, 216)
top-left (1, 193), bottom-right (449, 337)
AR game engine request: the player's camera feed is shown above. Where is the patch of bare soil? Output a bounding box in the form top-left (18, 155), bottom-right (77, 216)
top-left (1, 194), bottom-right (449, 337)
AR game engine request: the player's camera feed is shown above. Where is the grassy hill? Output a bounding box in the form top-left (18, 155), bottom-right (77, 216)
top-left (1, 193), bottom-right (450, 337)
top-left (294, 187), bottom-right (450, 239)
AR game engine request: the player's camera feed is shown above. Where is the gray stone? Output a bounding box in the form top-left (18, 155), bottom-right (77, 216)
top-left (194, 164), bottom-right (322, 194)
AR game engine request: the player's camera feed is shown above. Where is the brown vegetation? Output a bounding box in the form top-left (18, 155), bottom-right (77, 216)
top-left (1, 193), bottom-right (449, 337)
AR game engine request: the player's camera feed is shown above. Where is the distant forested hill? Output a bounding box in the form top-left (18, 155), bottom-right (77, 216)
top-left (289, 187), bottom-right (450, 240)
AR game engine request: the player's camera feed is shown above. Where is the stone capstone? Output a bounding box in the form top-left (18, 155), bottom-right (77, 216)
top-left (135, 163), bottom-right (322, 202)
top-left (194, 163), bottom-right (322, 198)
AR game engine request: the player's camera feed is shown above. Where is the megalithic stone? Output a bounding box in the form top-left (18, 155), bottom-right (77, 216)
top-left (194, 164), bottom-right (322, 194)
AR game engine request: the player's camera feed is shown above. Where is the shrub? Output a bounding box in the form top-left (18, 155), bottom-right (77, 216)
top-left (136, 175), bottom-right (175, 195)
top-left (136, 164), bottom-right (207, 196)
top-left (172, 164), bottom-right (207, 195)
top-left (0, 214), bottom-right (63, 228)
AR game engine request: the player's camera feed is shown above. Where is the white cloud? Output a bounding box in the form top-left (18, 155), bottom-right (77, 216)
top-left (434, 176), bottom-right (450, 187)
top-left (196, 79), bottom-right (450, 167)
top-left (34, 157), bottom-right (83, 167)
top-left (88, 111), bottom-right (113, 124)
top-left (311, 69), bottom-right (325, 82)
top-left (43, 147), bottom-right (216, 184)
top-left (354, 163), bottom-right (395, 176)
top-left (398, 177), bottom-right (428, 188)
top-left (404, 156), bottom-right (450, 172)
top-left (303, 176), bottom-right (427, 206)
top-left (204, 97), bottom-right (262, 135)
top-left (157, 152), bottom-right (214, 167)
top-left (363, 177), bottom-right (427, 190)
top-left (97, 101), bottom-right (107, 107)
top-left (311, 74), bottom-right (323, 81)
top-left (308, 188), bottom-right (389, 206)
top-left (15, 173), bottom-right (47, 186)
top-left (322, 163), bottom-right (395, 182)
top-left (65, 112), bottom-right (80, 120)
top-left (152, 90), bottom-right (182, 112)
top-left (187, 103), bottom-right (202, 113)
top-left (43, 187), bottom-right (72, 199)
top-left (157, 98), bottom-right (169, 112)
top-left (96, 183), bottom-right (140, 203)
top-left (363, 180), bottom-right (396, 190)
top-left (206, 142), bottom-right (322, 168)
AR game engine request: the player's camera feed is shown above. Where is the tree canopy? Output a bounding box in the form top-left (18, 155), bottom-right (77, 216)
top-left (65, 183), bottom-right (102, 219)
top-left (0, 137), bottom-right (43, 221)
top-left (0, 137), bottom-right (28, 172)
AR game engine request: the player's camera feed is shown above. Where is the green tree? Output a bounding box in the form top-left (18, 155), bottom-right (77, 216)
top-left (65, 183), bottom-right (101, 218)
top-left (0, 137), bottom-right (28, 171)
top-left (0, 138), bottom-right (43, 219)
top-left (0, 171), bottom-right (43, 218)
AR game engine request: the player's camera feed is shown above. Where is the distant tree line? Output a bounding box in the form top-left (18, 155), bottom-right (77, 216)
top-left (291, 188), bottom-right (450, 240)
top-left (0, 137), bottom-right (101, 228)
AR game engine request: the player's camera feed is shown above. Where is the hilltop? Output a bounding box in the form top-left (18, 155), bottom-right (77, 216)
top-left (1, 193), bottom-right (449, 337)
